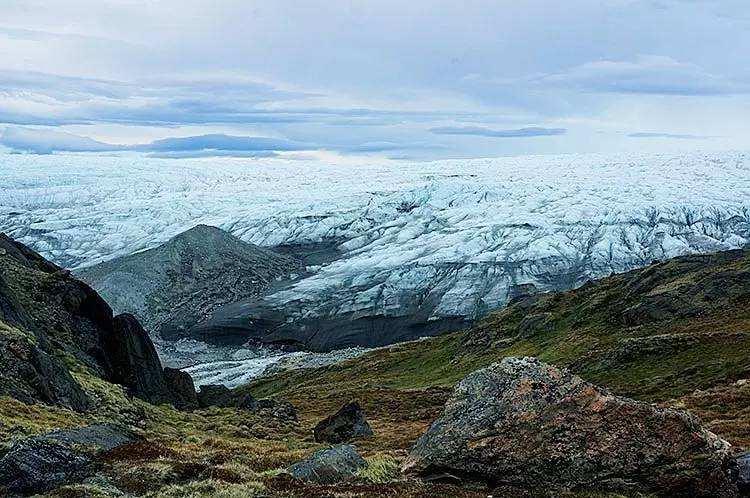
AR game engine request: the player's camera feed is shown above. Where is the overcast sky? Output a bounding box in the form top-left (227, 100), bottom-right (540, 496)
top-left (1, 0), bottom-right (748, 160)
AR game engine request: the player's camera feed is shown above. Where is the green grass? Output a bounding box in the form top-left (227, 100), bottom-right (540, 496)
top-left (247, 251), bottom-right (750, 406)
top-left (358, 454), bottom-right (401, 484)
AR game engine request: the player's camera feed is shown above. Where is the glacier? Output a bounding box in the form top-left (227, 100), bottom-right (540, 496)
top-left (1, 150), bottom-right (749, 350)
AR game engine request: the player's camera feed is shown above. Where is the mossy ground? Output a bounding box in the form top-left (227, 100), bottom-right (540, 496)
top-left (3, 251), bottom-right (749, 496)
top-left (245, 251), bottom-right (750, 456)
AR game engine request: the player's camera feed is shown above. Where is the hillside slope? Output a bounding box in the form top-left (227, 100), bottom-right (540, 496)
top-left (77, 225), bottom-right (300, 342)
top-left (247, 249), bottom-right (750, 448)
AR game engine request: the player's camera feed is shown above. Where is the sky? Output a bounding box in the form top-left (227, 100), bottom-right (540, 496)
top-left (0, 0), bottom-right (748, 160)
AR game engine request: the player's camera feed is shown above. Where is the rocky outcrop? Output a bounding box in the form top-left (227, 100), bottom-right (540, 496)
top-left (197, 385), bottom-right (297, 420)
top-left (197, 384), bottom-right (234, 408)
top-left (0, 424), bottom-right (139, 495)
top-left (0, 328), bottom-right (91, 412)
top-left (76, 225), bottom-right (301, 341)
top-left (0, 233), bottom-right (197, 412)
top-left (0, 233), bottom-right (114, 411)
top-left (103, 313), bottom-right (172, 405)
top-left (163, 367), bottom-right (198, 410)
top-left (403, 357), bottom-right (739, 497)
top-left (288, 445), bottom-right (367, 484)
top-left (314, 401), bottom-right (373, 444)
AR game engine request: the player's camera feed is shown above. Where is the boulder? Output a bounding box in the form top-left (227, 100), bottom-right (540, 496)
top-left (101, 314), bottom-right (171, 405)
top-left (237, 394), bottom-right (298, 422)
top-left (314, 401), bottom-right (373, 443)
top-left (403, 357), bottom-right (738, 497)
top-left (163, 367), bottom-right (198, 410)
top-left (0, 424), bottom-right (139, 495)
top-left (288, 444), bottom-right (367, 484)
top-left (197, 384), bottom-right (234, 408)
top-left (736, 452), bottom-right (750, 493)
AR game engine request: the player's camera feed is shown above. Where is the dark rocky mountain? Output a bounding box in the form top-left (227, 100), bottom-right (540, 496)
top-left (76, 224), bottom-right (301, 341)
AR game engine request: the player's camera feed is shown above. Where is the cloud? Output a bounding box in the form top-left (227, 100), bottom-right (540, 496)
top-left (135, 134), bottom-right (309, 152)
top-left (540, 56), bottom-right (748, 96)
top-left (0, 127), bottom-right (438, 157)
top-left (430, 126), bottom-right (566, 138)
top-left (627, 132), bottom-right (712, 140)
top-left (2, 2), bottom-right (749, 157)
top-left (0, 127), bottom-right (119, 154)
top-left (0, 70), bottom-right (482, 129)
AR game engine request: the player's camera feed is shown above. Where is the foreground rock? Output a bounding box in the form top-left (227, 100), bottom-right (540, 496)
top-left (288, 444), bottom-right (367, 484)
top-left (737, 453), bottom-right (750, 493)
top-left (0, 424), bottom-right (139, 495)
top-left (403, 357), bottom-right (739, 496)
top-left (314, 401), bottom-right (373, 443)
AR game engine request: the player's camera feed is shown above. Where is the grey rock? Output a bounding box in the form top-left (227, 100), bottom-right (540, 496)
top-left (314, 401), bottom-right (373, 444)
top-left (403, 357), bottom-right (738, 497)
top-left (0, 424), bottom-right (139, 495)
top-left (0, 332), bottom-right (91, 412)
top-left (197, 384), bottom-right (234, 408)
top-left (288, 444), bottom-right (367, 484)
top-left (163, 367), bottom-right (198, 410)
top-left (736, 452), bottom-right (750, 493)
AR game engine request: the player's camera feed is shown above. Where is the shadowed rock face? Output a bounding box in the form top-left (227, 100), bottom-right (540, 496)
top-left (163, 367), bottom-right (198, 410)
top-left (0, 233), bottom-right (114, 411)
top-left (76, 225), bottom-right (301, 341)
top-left (103, 313), bottom-right (172, 405)
top-left (404, 357), bottom-right (739, 497)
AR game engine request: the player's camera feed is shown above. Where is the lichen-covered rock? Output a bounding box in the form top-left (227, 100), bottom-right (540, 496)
top-left (314, 401), bottom-right (373, 443)
top-left (403, 357), bottom-right (738, 497)
top-left (288, 444), bottom-right (367, 484)
top-left (0, 233), bottom-right (199, 412)
top-left (163, 367), bottom-right (198, 410)
top-left (0, 424), bottom-right (139, 495)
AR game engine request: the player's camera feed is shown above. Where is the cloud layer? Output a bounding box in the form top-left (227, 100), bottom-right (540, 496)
top-left (430, 126), bottom-right (566, 138)
top-left (1, 1), bottom-right (748, 158)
